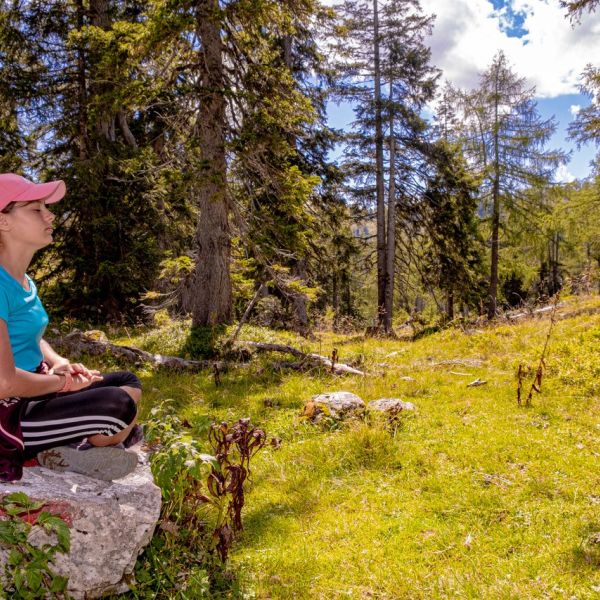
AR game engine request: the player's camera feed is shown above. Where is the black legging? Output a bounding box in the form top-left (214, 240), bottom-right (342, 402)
top-left (21, 371), bottom-right (140, 458)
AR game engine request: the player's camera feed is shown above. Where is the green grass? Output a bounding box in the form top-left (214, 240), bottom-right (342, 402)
top-left (107, 296), bottom-right (600, 599)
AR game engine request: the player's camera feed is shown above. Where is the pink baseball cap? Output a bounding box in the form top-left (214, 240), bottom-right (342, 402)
top-left (0, 173), bottom-right (66, 212)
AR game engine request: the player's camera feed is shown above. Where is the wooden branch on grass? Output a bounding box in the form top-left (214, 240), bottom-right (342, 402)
top-left (241, 341), bottom-right (365, 375)
top-left (48, 331), bottom-right (365, 376)
top-left (47, 331), bottom-right (215, 372)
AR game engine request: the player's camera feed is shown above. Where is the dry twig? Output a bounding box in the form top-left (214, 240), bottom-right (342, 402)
top-left (517, 292), bottom-right (561, 407)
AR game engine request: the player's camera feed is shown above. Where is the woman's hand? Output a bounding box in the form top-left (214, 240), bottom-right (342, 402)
top-left (67, 371), bottom-right (103, 392)
top-left (51, 362), bottom-right (101, 379)
top-left (52, 362), bottom-right (103, 392)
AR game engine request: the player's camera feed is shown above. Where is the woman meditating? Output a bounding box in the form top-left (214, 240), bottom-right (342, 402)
top-left (0, 172), bottom-right (141, 481)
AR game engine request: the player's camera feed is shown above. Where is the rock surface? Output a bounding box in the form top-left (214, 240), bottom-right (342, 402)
top-left (309, 391), bottom-right (365, 419)
top-left (367, 398), bottom-right (416, 414)
top-left (0, 447), bottom-right (161, 599)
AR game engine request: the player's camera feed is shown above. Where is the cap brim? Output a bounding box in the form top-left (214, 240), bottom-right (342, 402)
top-left (15, 180), bottom-right (66, 204)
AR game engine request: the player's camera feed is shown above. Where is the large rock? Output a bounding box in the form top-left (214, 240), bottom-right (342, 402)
top-left (308, 391), bottom-right (365, 420)
top-left (0, 447), bottom-right (161, 599)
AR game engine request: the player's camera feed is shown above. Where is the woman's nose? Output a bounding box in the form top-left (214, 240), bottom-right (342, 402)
top-left (43, 206), bottom-right (55, 222)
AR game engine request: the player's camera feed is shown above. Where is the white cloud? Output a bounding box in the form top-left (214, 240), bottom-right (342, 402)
top-left (554, 163), bottom-right (576, 182)
top-left (421, 0), bottom-right (600, 97)
top-left (570, 104), bottom-right (581, 116)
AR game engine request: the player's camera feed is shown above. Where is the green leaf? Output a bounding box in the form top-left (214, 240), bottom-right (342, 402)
top-left (198, 453), bottom-right (221, 473)
top-left (49, 574), bottom-right (69, 593)
top-left (25, 567), bottom-right (43, 591)
top-left (38, 511), bottom-right (71, 551)
top-left (3, 492), bottom-right (30, 506)
top-left (8, 548), bottom-right (23, 566)
top-left (0, 520), bottom-right (19, 544)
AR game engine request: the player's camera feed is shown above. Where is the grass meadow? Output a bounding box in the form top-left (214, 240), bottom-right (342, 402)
top-left (103, 295), bottom-right (600, 599)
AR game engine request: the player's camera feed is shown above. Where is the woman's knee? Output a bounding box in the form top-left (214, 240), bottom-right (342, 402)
top-left (98, 371), bottom-right (142, 390)
top-left (121, 385), bottom-right (141, 405)
top-left (102, 387), bottom-right (137, 426)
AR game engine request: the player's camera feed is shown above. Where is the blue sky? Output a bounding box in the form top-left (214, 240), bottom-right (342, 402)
top-left (325, 0), bottom-right (600, 180)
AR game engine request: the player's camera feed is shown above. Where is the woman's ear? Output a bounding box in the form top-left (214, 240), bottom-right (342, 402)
top-left (0, 215), bottom-right (10, 232)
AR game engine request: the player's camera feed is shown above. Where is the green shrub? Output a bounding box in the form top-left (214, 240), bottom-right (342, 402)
top-left (0, 492), bottom-right (70, 599)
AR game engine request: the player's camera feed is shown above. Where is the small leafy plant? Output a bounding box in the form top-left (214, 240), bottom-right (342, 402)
top-left (134, 402), bottom-right (273, 597)
top-left (0, 492), bottom-right (71, 599)
top-left (203, 419), bottom-right (267, 561)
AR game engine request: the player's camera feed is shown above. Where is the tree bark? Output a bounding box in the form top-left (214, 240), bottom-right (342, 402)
top-left (383, 82), bottom-right (396, 334)
top-left (191, 0), bottom-right (232, 327)
top-left (487, 71), bottom-right (501, 320)
top-left (242, 342), bottom-right (365, 375)
top-left (446, 289), bottom-right (454, 320)
top-left (373, 0), bottom-right (387, 329)
top-left (89, 0), bottom-right (115, 143)
top-left (117, 109), bottom-right (137, 149)
top-left (292, 261), bottom-right (310, 336)
top-left (74, 0), bottom-right (89, 160)
top-left (488, 179), bottom-right (500, 319)
top-left (332, 268), bottom-right (339, 331)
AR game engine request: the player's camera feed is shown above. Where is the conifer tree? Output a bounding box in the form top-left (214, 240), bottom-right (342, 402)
top-left (335, 0), bottom-right (438, 332)
top-left (421, 140), bottom-right (485, 319)
top-left (0, 0), bottom-right (183, 319)
top-left (568, 65), bottom-right (600, 157)
top-left (452, 52), bottom-right (566, 318)
top-left (561, 0), bottom-right (600, 20)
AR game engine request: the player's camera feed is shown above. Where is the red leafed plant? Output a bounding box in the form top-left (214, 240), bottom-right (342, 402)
top-left (201, 419), bottom-right (268, 561)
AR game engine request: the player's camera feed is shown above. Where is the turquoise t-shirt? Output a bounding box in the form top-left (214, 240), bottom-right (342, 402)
top-left (0, 266), bottom-right (48, 372)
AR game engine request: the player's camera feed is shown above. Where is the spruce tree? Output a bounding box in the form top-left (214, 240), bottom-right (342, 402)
top-left (452, 52), bottom-right (566, 318)
top-left (335, 0), bottom-right (438, 332)
top-left (568, 65), bottom-right (600, 156)
top-left (0, 0), bottom-right (184, 320)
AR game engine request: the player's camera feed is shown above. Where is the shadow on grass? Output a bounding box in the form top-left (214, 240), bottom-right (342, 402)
top-left (240, 492), bottom-right (322, 550)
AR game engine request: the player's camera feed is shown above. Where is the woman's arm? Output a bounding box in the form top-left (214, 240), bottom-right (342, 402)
top-left (0, 322), bottom-right (98, 397)
top-left (40, 338), bottom-right (98, 378)
top-left (40, 338), bottom-right (69, 369)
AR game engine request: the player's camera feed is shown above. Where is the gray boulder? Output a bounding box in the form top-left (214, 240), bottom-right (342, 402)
top-left (367, 398), bottom-right (416, 415)
top-left (0, 447), bottom-right (161, 599)
top-left (309, 391), bottom-right (365, 420)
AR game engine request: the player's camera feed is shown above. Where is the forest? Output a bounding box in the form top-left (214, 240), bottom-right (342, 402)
top-left (2, 0), bottom-right (600, 598)
top-left (1, 0), bottom-right (599, 346)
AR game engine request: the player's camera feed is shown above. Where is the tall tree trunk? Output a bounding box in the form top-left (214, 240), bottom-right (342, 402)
top-left (488, 178), bottom-right (500, 319)
top-left (75, 0), bottom-right (89, 160)
top-left (292, 260), bottom-right (309, 336)
top-left (383, 98), bottom-right (395, 334)
top-left (281, 35), bottom-right (310, 336)
top-left (332, 268), bottom-right (339, 331)
top-left (89, 0), bottom-right (114, 142)
top-left (487, 75), bottom-right (501, 320)
top-left (550, 233), bottom-right (560, 295)
top-left (446, 289), bottom-right (454, 320)
top-left (373, 0), bottom-right (386, 329)
top-left (191, 0), bottom-right (232, 327)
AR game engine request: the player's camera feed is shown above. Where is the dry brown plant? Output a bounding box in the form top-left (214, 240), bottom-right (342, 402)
top-left (517, 293), bottom-right (561, 407)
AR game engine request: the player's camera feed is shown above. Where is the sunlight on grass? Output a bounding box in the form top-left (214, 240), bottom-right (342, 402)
top-left (101, 296), bottom-right (600, 598)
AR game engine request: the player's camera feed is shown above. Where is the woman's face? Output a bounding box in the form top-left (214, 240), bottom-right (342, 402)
top-left (0, 200), bottom-right (56, 251)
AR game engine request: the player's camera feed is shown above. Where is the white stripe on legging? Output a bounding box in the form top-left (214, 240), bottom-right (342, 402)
top-left (21, 421), bottom-right (123, 437)
top-left (23, 427), bottom-right (121, 447)
top-left (21, 414), bottom-right (128, 429)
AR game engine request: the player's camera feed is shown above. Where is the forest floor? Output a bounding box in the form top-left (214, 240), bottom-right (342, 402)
top-left (102, 294), bottom-right (600, 599)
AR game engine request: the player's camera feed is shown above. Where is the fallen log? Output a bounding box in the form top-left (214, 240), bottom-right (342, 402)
top-left (241, 341), bottom-right (365, 376)
top-left (47, 330), bottom-right (214, 372)
top-left (48, 331), bottom-right (365, 376)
